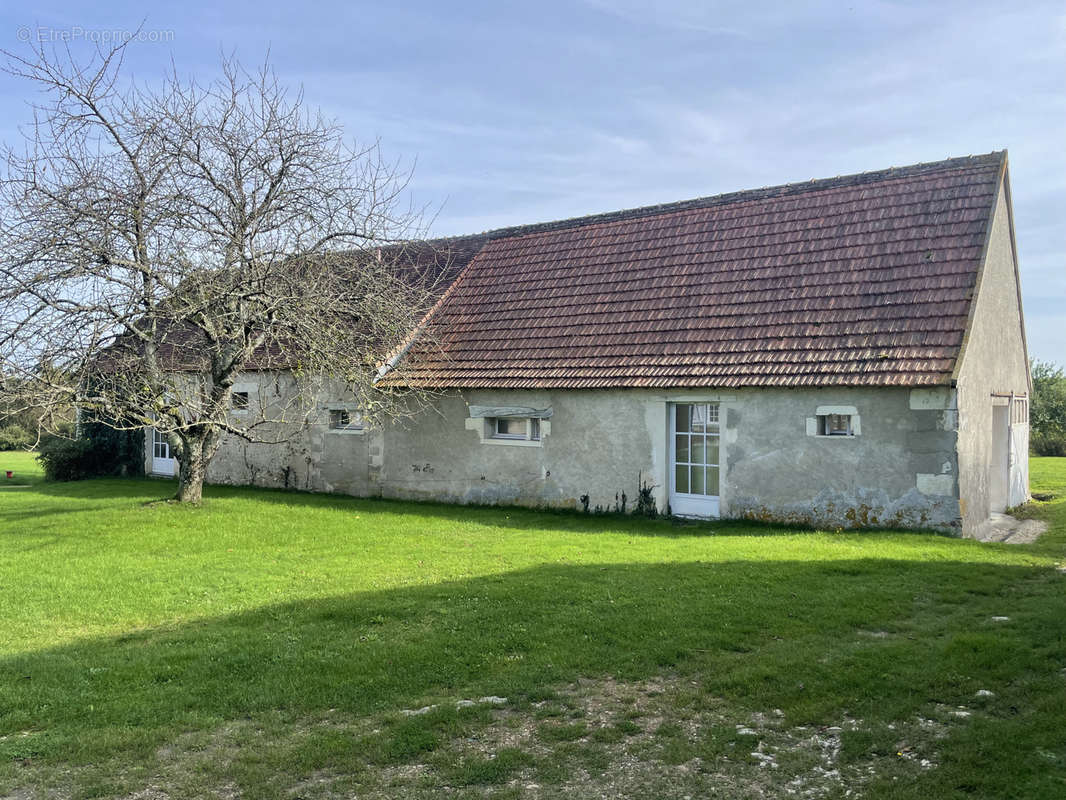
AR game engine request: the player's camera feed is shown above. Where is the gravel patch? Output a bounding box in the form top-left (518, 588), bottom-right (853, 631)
top-left (2, 676), bottom-right (976, 799)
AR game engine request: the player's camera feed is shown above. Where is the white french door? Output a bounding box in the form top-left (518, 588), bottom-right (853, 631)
top-left (669, 403), bottom-right (720, 517)
top-left (151, 429), bottom-right (177, 476)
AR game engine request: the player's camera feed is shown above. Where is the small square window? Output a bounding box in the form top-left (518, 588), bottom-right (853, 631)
top-left (475, 415), bottom-right (547, 445)
top-left (329, 409), bottom-right (363, 430)
top-left (492, 418), bottom-right (527, 439)
top-left (231, 391), bottom-right (249, 410)
top-left (820, 413), bottom-right (853, 436)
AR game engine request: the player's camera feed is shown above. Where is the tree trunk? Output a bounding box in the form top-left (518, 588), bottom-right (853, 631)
top-left (174, 427), bottom-right (219, 503)
top-left (176, 437), bottom-right (206, 503)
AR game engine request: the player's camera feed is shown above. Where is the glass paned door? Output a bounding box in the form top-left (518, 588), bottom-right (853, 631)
top-left (151, 429), bottom-right (177, 476)
top-left (670, 403), bottom-right (720, 517)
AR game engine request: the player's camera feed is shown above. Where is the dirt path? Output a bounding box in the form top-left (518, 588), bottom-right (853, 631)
top-left (974, 512), bottom-right (1048, 544)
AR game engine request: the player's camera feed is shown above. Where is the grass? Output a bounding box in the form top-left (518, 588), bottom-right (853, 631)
top-left (1, 450), bottom-right (1065, 798)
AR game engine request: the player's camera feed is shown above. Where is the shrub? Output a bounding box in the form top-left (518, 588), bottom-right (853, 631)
top-left (36, 424), bottom-right (144, 481)
top-left (1031, 431), bottom-right (1066, 458)
top-left (0, 424), bottom-right (34, 451)
top-left (1031, 360), bottom-right (1066, 456)
top-left (80, 422), bottom-right (144, 477)
top-left (36, 436), bottom-right (97, 481)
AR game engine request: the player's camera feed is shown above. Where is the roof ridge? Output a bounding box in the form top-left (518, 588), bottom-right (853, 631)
top-left (435, 151), bottom-right (1005, 245)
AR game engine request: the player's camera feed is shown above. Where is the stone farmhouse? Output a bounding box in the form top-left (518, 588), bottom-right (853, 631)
top-left (146, 151), bottom-right (1031, 536)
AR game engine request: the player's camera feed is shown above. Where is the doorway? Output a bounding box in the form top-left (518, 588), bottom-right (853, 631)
top-left (151, 429), bottom-right (177, 476)
top-left (990, 403), bottom-right (1009, 513)
top-left (669, 403), bottom-right (720, 517)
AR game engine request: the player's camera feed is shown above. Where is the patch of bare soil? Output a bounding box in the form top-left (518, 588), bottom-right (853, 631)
top-left (361, 674), bottom-right (967, 799)
top-left (2, 676), bottom-right (975, 799)
top-left (975, 512), bottom-right (1048, 544)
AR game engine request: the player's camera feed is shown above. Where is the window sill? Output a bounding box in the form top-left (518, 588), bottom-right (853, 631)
top-left (480, 437), bottom-right (543, 448)
top-left (465, 416), bottom-right (550, 445)
top-left (327, 427), bottom-right (367, 436)
top-left (806, 414), bottom-right (862, 436)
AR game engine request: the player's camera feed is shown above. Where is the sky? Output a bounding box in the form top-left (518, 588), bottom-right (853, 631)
top-left (0, 1), bottom-right (1063, 363)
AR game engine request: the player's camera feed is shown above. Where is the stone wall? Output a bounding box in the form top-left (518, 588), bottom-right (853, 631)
top-left (164, 382), bottom-right (966, 532)
top-left (954, 171), bottom-right (1031, 536)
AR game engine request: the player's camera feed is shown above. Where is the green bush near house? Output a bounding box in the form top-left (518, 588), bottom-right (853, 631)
top-left (81, 420), bottom-right (145, 476)
top-left (35, 422), bottom-right (144, 481)
top-left (35, 435), bottom-right (97, 481)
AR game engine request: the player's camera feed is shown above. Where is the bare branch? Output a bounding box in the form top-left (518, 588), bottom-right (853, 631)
top-left (0, 44), bottom-right (446, 502)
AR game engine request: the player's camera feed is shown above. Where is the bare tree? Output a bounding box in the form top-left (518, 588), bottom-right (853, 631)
top-left (0, 40), bottom-right (444, 502)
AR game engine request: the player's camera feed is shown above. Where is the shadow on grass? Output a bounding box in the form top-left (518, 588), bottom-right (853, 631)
top-left (2, 557), bottom-right (1064, 772)
top-left (199, 479), bottom-right (733, 538)
top-left (6, 475), bottom-right (957, 540)
top-left (0, 505), bottom-right (120, 530)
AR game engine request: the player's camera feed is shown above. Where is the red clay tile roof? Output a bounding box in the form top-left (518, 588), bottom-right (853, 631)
top-left (389, 152), bottom-right (1007, 389)
top-left (100, 237), bottom-right (486, 373)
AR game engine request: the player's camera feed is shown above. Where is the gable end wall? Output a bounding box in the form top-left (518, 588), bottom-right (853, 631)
top-left (955, 173), bottom-right (1030, 534)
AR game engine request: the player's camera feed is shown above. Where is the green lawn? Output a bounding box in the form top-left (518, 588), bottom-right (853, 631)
top-left (1, 451), bottom-right (1065, 798)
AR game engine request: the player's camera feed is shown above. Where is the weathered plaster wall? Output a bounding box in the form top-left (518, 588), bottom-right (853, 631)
top-left (955, 174), bottom-right (1031, 536)
top-left (167, 382), bottom-right (962, 532)
top-left (721, 386), bottom-right (960, 531)
top-left (373, 387), bottom-right (958, 531)
top-left (143, 371), bottom-right (370, 494)
top-left (372, 390), bottom-right (661, 512)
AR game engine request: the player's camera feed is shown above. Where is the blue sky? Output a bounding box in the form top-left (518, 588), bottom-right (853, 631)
top-left (1, 1), bottom-right (1063, 363)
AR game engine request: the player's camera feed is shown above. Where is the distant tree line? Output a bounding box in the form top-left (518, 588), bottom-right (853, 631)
top-left (1031, 360), bottom-right (1066, 457)
top-left (0, 403), bottom-right (37, 450)
top-left (0, 368), bottom-right (69, 450)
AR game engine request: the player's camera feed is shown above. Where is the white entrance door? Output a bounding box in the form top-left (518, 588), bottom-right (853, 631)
top-left (670, 403), bottom-right (720, 517)
top-left (151, 429), bottom-right (177, 476)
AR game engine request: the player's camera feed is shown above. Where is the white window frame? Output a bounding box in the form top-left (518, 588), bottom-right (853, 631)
top-left (152, 428), bottom-right (171, 460)
top-left (669, 402), bottom-right (721, 518)
top-left (466, 415), bottom-right (549, 447)
top-left (325, 404), bottom-right (366, 435)
top-left (491, 417), bottom-right (527, 439)
top-left (229, 382), bottom-right (256, 416)
top-left (807, 405), bottom-right (861, 437)
top-left (488, 417), bottom-right (542, 442)
top-left (820, 413), bottom-right (852, 436)
top-left (150, 427), bottom-right (178, 477)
